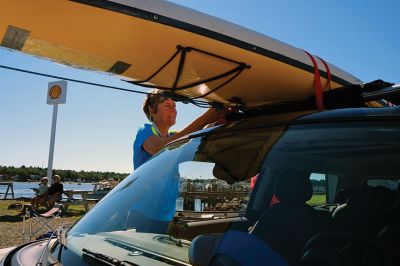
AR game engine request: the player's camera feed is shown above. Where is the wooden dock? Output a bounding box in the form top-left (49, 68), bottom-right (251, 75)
top-left (0, 182), bottom-right (15, 199)
top-left (180, 191), bottom-right (249, 211)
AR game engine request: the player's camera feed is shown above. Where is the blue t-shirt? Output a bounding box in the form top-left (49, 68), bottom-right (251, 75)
top-left (130, 164), bottom-right (181, 222)
top-left (133, 123), bottom-right (176, 169)
top-left (133, 124), bottom-right (156, 170)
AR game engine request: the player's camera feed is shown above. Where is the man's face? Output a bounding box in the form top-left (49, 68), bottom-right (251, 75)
top-left (155, 98), bottom-right (177, 127)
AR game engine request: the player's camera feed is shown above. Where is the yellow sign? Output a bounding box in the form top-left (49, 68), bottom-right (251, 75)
top-left (49, 85), bottom-right (62, 99)
top-left (47, 80), bottom-right (67, 105)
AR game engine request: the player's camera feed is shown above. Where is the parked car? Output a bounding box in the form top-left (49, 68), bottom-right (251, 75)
top-left (0, 82), bottom-right (399, 266)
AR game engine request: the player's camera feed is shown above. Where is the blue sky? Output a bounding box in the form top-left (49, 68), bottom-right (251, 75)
top-left (1, 0), bottom-right (399, 173)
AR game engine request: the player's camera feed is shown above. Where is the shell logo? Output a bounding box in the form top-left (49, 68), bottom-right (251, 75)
top-left (49, 85), bottom-right (62, 99)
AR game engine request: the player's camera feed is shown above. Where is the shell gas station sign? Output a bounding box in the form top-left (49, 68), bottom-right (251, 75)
top-left (46, 80), bottom-right (67, 184)
top-left (47, 80), bottom-right (67, 105)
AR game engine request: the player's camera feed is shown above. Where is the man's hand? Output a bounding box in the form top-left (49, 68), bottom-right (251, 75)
top-left (203, 107), bottom-right (236, 126)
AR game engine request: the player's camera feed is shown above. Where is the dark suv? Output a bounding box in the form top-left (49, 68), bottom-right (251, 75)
top-left (1, 83), bottom-right (399, 266)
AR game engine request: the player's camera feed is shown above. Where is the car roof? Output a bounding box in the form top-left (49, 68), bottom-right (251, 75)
top-left (299, 106), bottom-right (400, 121)
top-left (194, 106), bottom-right (400, 138)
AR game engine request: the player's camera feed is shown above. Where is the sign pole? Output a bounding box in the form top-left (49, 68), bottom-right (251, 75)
top-left (46, 80), bottom-right (67, 186)
top-left (47, 104), bottom-right (58, 185)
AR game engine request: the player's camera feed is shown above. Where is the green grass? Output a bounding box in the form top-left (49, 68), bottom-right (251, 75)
top-left (64, 205), bottom-right (87, 217)
top-left (0, 200), bottom-right (21, 213)
top-left (307, 194), bottom-right (326, 206)
top-left (0, 200), bottom-right (86, 217)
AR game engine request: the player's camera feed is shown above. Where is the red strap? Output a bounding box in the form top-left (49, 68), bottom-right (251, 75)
top-left (317, 56), bottom-right (332, 91)
top-left (303, 50), bottom-right (324, 111)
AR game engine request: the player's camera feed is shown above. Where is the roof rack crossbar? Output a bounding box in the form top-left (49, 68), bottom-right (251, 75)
top-left (363, 84), bottom-right (400, 101)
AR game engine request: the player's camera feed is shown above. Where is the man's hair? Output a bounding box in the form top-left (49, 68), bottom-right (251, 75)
top-left (143, 89), bottom-right (169, 122)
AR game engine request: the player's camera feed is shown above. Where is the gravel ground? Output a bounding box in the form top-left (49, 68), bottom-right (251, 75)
top-left (0, 200), bottom-right (82, 249)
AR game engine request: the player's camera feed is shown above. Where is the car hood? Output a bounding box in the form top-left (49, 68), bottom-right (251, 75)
top-left (0, 246), bottom-right (15, 262)
top-left (67, 230), bottom-right (191, 265)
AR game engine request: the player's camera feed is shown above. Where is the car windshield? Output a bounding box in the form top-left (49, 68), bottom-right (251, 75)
top-left (52, 119), bottom-right (400, 265)
top-left (53, 126), bottom-right (264, 265)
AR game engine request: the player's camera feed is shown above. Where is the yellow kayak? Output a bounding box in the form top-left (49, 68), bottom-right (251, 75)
top-left (0, 0), bottom-right (362, 107)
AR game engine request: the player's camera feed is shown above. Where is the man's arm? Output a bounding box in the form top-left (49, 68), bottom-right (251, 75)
top-left (50, 184), bottom-right (63, 199)
top-left (143, 108), bottom-right (225, 155)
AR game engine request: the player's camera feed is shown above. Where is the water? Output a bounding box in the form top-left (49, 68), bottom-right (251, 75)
top-left (1, 182), bottom-right (95, 199)
top-left (176, 197), bottom-right (184, 211)
top-left (194, 198), bottom-right (202, 212)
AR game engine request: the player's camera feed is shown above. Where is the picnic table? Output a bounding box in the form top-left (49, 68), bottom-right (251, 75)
top-left (0, 182), bottom-right (15, 199)
top-left (63, 190), bottom-right (99, 211)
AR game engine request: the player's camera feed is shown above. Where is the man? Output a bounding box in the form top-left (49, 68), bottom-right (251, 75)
top-left (133, 89), bottom-right (225, 169)
top-left (40, 175), bottom-right (64, 209)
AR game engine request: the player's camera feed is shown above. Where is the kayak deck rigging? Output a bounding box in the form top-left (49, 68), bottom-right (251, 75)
top-left (125, 45), bottom-right (250, 105)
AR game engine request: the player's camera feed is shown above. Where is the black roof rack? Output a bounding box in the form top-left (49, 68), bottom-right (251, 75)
top-left (363, 83), bottom-right (400, 103)
top-left (227, 80), bottom-right (399, 121)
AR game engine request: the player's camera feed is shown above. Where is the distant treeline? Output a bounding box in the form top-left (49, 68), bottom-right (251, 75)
top-left (0, 165), bottom-right (129, 182)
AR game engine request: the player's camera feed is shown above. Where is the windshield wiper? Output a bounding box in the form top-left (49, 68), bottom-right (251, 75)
top-left (82, 248), bottom-right (138, 266)
top-left (58, 226), bottom-right (68, 247)
top-left (36, 226), bottom-right (67, 266)
top-left (56, 226), bottom-right (68, 261)
top-left (36, 231), bottom-right (58, 266)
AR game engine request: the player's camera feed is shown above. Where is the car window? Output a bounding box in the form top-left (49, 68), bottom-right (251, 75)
top-left (58, 130), bottom-right (268, 265)
top-left (307, 173), bottom-right (326, 206)
top-left (178, 161), bottom-right (251, 213)
top-left (255, 121), bottom-right (400, 213)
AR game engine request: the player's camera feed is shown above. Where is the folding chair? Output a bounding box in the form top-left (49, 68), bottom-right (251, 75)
top-left (22, 203), bottom-right (64, 242)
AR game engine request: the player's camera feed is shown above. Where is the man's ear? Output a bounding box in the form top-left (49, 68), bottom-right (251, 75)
top-left (149, 106), bottom-right (157, 116)
top-left (149, 106), bottom-right (157, 121)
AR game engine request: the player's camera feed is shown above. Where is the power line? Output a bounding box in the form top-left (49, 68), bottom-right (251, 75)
top-left (0, 64), bottom-right (148, 95)
top-left (0, 64), bottom-right (212, 108)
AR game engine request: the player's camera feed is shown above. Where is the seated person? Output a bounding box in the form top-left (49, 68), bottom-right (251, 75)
top-left (35, 175), bottom-right (64, 210)
top-left (31, 177), bottom-right (49, 210)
